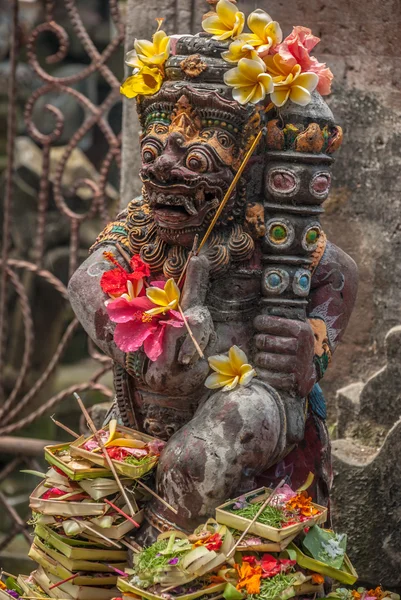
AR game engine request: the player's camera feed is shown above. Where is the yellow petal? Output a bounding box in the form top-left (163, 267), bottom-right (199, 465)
top-left (270, 88), bottom-right (290, 107)
top-left (202, 14), bottom-right (225, 34)
top-left (232, 85), bottom-right (258, 105)
top-left (224, 67), bottom-right (252, 88)
top-left (247, 9), bottom-right (272, 41)
top-left (290, 85), bottom-right (313, 106)
top-left (125, 49), bottom-right (142, 68)
top-left (208, 355), bottom-right (237, 376)
top-left (205, 372), bottom-right (235, 389)
top-left (232, 12), bottom-right (245, 38)
top-left (134, 38), bottom-right (154, 59)
top-left (216, 0), bottom-right (239, 27)
top-left (107, 419), bottom-right (117, 444)
top-left (251, 82), bottom-right (267, 104)
top-left (238, 56), bottom-right (265, 81)
top-left (120, 67), bottom-right (163, 99)
top-left (229, 345), bottom-right (248, 371)
top-left (265, 21), bottom-right (282, 46)
top-left (165, 278), bottom-right (180, 304)
top-left (146, 286), bottom-right (169, 307)
top-left (239, 363), bottom-right (253, 375)
top-left (295, 72), bottom-right (319, 92)
top-left (145, 305), bottom-right (168, 316)
top-left (239, 369), bottom-right (256, 386)
top-left (258, 72), bottom-right (274, 94)
top-left (222, 36), bottom-right (254, 62)
top-left (153, 30), bottom-right (168, 49)
top-left (222, 375), bottom-right (239, 391)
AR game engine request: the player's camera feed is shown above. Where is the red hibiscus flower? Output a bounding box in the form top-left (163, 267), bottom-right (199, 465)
top-left (205, 533), bottom-right (223, 551)
top-left (260, 554), bottom-right (296, 578)
top-left (100, 252), bottom-right (150, 299)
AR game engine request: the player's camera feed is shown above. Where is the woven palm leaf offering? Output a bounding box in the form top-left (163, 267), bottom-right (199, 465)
top-left (69, 420), bottom-right (166, 479)
top-left (117, 520), bottom-right (235, 600)
top-left (221, 552), bottom-right (325, 600)
top-left (0, 573), bottom-right (25, 600)
top-left (216, 481), bottom-right (327, 544)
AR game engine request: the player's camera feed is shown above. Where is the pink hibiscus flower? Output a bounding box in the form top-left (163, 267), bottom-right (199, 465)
top-left (106, 283), bottom-right (184, 361)
top-left (274, 26), bottom-right (333, 95)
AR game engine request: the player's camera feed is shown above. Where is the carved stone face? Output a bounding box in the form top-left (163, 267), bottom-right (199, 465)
top-left (138, 91), bottom-right (252, 248)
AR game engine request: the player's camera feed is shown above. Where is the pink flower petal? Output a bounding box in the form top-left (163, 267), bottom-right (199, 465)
top-left (114, 320), bottom-right (157, 352)
top-left (168, 309), bottom-right (184, 322)
top-left (107, 296), bottom-right (155, 323)
top-left (149, 280), bottom-right (167, 290)
top-left (143, 325), bottom-right (166, 361)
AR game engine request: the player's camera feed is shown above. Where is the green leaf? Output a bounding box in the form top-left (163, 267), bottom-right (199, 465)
top-left (5, 577), bottom-right (23, 595)
top-left (302, 526), bottom-right (347, 569)
top-left (20, 469), bottom-right (46, 478)
top-left (224, 583), bottom-right (244, 600)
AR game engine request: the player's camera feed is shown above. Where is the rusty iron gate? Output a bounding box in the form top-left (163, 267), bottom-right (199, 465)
top-left (0, 0), bottom-right (125, 559)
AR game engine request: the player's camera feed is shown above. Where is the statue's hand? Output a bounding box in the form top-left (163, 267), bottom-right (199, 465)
top-left (178, 254), bottom-right (215, 366)
top-left (143, 255), bottom-right (215, 393)
top-left (253, 315), bottom-right (316, 398)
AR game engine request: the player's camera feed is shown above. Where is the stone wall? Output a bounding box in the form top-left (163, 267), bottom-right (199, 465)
top-left (121, 0), bottom-right (401, 411)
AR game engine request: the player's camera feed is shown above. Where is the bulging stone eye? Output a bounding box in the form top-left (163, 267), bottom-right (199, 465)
top-left (186, 150), bottom-right (210, 173)
top-left (142, 143), bottom-right (160, 164)
top-left (310, 172), bottom-right (331, 197)
top-left (268, 169), bottom-right (299, 195)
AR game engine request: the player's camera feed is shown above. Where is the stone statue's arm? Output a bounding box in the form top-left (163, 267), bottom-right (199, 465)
top-left (67, 244), bottom-right (128, 367)
top-left (68, 246), bottom-right (215, 394)
top-left (253, 240), bottom-right (358, 397)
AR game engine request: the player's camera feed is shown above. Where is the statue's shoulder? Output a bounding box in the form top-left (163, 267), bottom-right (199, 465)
top-left (89, 196), bottom-right (144, 255)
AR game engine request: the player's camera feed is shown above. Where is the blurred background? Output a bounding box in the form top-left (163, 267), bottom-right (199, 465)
top-left (0, 0), bottom-right (400, 586)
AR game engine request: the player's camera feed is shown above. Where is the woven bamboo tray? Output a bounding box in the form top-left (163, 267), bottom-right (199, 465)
top-left (34, 523), bottom-right (127, 561)
top-left (70, 424), bottom-right (161, 479)
top-left (215, 487), bottom-right (327, 542)
top-left (29, 483), bottom-right (108, 517)
top-left (28, 544), bottom-right (119, 587)
top-left (33, 565), bottom-right (118, 600)
top-left (117, 579), bottom-right (226, 600)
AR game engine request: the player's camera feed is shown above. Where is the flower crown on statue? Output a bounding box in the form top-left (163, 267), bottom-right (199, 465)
top-left (120, 0), bottom-right (333, 108)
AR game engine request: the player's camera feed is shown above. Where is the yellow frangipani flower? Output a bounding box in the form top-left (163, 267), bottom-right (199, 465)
top-left (202, 0), bottom-right (245, 41)
top-left (264, 54), bottom-right (318, 107)
top-left (222, 37), bottom-right (256, 63)
top-left (222, 10), bottom-right (282, 63)
top-left (205, 345), bottom-right (256, 392)
top-left (224, 55), bottom-right (274, 105)
top-left (120, 64), bottom-right (164, 99)
top-left (246, 9), bottom-right (282, 55)
top-left (125, 30), bottom-right (170, 68)
top-left (145, 279), bottom-right (181, 316)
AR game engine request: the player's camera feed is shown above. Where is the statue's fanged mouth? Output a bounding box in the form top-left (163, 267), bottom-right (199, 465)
top-left (143, 181), bottom-right (224, 230)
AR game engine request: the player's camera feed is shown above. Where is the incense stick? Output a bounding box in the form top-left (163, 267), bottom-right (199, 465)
top-left (226, 478), bottom-right (286, 558)
top-left (178, 304), bottom-right (204, 359)
top-left (197, 129), bottom-right (263, 254)
top-left (48, 572), bottom-right (81, 589)
top-left (177, 234), bottom-right (199, 288)
top-left (50, 414), bottom-right (80, 439)
top-left (135, 479), bottom-right (178, 515)
top-left (116, 242), bottom-right (133, 267)
top-left (72, 519), bottom-right (122, 548)
top-left (73, 392), bottom-right (136, 517)
top-left (120, 538), bottom-right (142, 554)
top-left (104, 497), bottom-right (140, 528)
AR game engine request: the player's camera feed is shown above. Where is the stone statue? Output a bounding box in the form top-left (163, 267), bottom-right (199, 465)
top-left (68, 3), bottom-right (358, 538)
